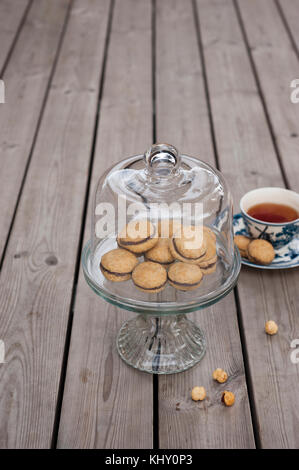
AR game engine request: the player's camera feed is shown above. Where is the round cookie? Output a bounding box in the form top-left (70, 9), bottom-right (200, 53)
top-left (234, 235), bottom-right (251, 258)
top-left (100, 248), bottom-right (138, 282)
top-left (145, 238), bottom-right (175, 266)
top-left (247, 239), bottom-right (275, 265)
top-left (117, 219), bottom-right (158, 254)
top-left (200, 263), bottom-right (217, 275)
top-left (203, 225), bottom-right (216, 242)
top-left (168, 262), bottom-right (203, 291)
top-left (198, 232), bottom-right (217, 269)
top-left (132, 261), bottom-right (167, 293)
top-left (169, 225), bottom-right (206, 264)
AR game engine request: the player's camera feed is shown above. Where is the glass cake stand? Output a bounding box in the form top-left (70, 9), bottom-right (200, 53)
top-left (82, 238), bottom-right (241, 374)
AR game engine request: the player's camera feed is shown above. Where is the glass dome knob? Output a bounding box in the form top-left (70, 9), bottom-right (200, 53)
top-left (144, 143), bottom-right (181, 178)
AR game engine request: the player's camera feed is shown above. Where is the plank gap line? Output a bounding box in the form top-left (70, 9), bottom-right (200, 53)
top-left (233, 0), bottom-right (290, 190)
top-left (233, 287), bottom-right (261, 448)
top-left (151, 0), bottom-right (160, 450)
top-left (0, 0), bottom-right (33, 78)
top-left (152, 0), bottom-right (157, 147)
top-left (191, 0), bottom-right (221, 171)
top-left (275, 0), bottom-right (299, 62)
top-left (50, 0), bottom-right (115, 449)
top-left (0, 0), bottom-right (74, 273)
top-left (192, 0), bottom-right (258, 447)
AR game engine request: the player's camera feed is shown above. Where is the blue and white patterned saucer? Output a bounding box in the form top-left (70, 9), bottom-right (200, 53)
top-left (233, 213), bottom-right (299, 269)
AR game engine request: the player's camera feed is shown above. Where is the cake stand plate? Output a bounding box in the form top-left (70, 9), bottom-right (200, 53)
top-left (82, 240), bottom-right (241, 374)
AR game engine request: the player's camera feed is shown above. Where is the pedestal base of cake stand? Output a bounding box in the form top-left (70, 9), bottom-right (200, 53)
top-left (117, 314), bottom-right (206, 374)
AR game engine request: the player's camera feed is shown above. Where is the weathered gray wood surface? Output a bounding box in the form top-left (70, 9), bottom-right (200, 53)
top-left (0, 0), bottom-right (299, 449)
top-left (0, 0), bottom-right (110, 448)
top-left (0, 0), bottom-right (30, 70)
top-left (0, 0), bottom-right (70, 260)
top-left (57, 0), bottom-right (154, 449)
top-left (156, 0), bottom-right (254, 449)
top-left (235, 0), bottom-right (299, 448)
top-left (197, 0), bottom-right (299, 448)
top-left (277, 0), bottom-right (299, 52)
top-left (237, 0), bottom-right (299, 191)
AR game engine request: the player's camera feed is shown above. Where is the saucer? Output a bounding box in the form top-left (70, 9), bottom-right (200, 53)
top-left (233, 213), bottom-right (299, 269)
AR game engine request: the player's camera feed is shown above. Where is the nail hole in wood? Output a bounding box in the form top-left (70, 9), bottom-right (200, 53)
top-left (45, 255), bottom-right (58, 266)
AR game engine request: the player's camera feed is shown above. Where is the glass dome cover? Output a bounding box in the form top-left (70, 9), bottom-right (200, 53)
top-left (83, 143), bottom-right (240, 315)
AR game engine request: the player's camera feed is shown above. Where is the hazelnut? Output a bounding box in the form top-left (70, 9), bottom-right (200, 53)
top-left (191, 386), bottom-right (206, 401)
top-left (212, 368), bottom-right (228, 383)
top-left (221, 391), bottom-right (235, 407)
top-left (265, 320), bottom-right (278, 335)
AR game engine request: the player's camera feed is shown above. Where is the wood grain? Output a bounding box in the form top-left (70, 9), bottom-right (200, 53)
top-left (57, 0), bottom-right (154, 449)
top-left (237, 0), bottom-right (299, 192)
top-left (0, 0), bottom-right (70, 260)
top-left (277, 0), bottom-right (299, 51)
top-left (197, 0), bottom-right (299, 448)
top-left (197, 0), bottom-right (283, 192)
top-left (156, 0), bottom-right (254, 449)
top-left (0, 0), bottom-right (111, 448)
top-left (0, 0), bottom-right (30, 70)
top-left (235, 0), bottom-right (299, 448)
top-left (0, 0), bottom-right (298, 449)
top-left (155, 0), bottom-right (213, 161)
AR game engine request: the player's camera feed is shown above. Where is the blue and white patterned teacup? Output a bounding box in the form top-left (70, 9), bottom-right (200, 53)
top-left (240, 187), bottom-right (299, 249)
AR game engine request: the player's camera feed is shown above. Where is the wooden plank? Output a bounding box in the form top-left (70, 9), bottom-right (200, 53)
top-left (57, 0), bottom-right (154, 449)
top-left (0, 0), bottom-right (30, 70)
top-left (196, 0), bottom-right (284, 192)
top-left (197, 0), bottom-right (299, 448)
top-left (156, 0), bottom-right (254, 449)
top-left (237, 0), bottom-right (299, 192)
top-left (0, 0), bottom-right (111, 448)
top-left (0, 0), bottom-right (70, 260)
top-left (277, 0), bottom-right (299, 51)
top-left (155, 0), bottom-right (213, 161)
top-left (234, 0), bottom-right (299, 448)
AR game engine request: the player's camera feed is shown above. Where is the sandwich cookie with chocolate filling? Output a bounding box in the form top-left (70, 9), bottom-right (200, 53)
top-left (203, 225), bottom-right (216, 242)
top-left (145, 238), bottom-right (174, 266)
top-left (169, 225), bottom-right (206, 264)
top-left (100, 248), bottom-right (138, 282)
top-left (168, 262), bottom-right (203, 291)
top-left (198, 231), bottom-right (217, 274)
top-left (117, 219), bottom-right (158, 254)
top-left (132, 261), bottom-right (167, 293)
top-left (234, 234), bottom-right (251, 258)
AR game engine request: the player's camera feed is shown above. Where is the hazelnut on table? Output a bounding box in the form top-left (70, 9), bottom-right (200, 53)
top-left (221, 391), bottom-right (235, 407)
top-left (213, 368), bottom-right (228, 383)
top-left (265, 320), bottom-right (278, 335)
top-left (191, 386), bottom-right (206, 401)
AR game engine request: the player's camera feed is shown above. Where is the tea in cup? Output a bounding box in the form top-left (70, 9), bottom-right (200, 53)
top-left (240, 187), bottom-right (299, 248)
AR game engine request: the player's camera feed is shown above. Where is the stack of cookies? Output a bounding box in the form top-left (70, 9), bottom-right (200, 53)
top-left (100, 219), bottom-right (218, 293)
top-left (234, 235), bottom-right (275, 265)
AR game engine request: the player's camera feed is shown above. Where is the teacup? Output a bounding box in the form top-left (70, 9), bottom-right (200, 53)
top-left (240, 187), bottom-right (299, 248)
